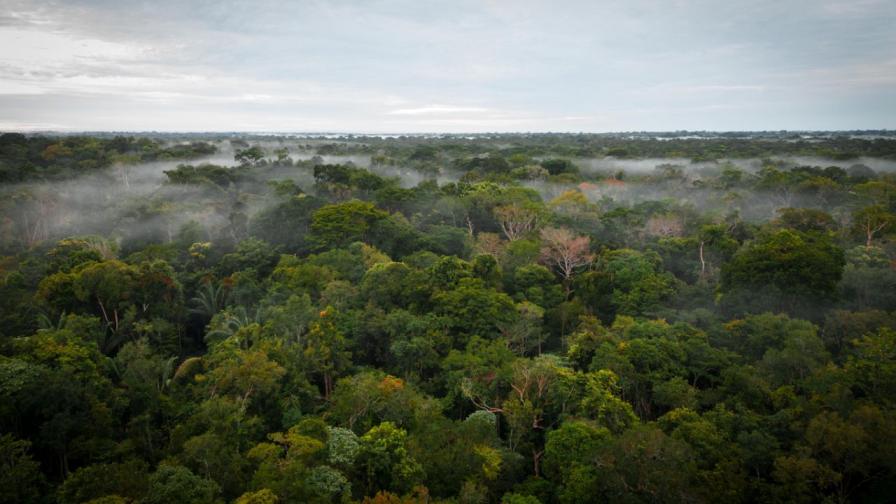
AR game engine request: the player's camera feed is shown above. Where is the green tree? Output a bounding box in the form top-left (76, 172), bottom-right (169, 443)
top-left (358, 422), bottom-right (423, 495)
top-left (0, 434), bottom-right (44, 504)
top-left (329, 372), bottom-right (432, 433)
top-left (311, 201), bottom-right (388, 250)
top-left (235, 146), bottom-right (265, 166)
top-left (593, 426), bottom-right (699, 503)
top-left (582, 249), bottom-right (676, 320)
top-left (235, 488), bottom-right (280, 504)
top-left (433, 278), bottom-right (518, 346)
top-left (775, 207), bottom-right (838, 233)
top-left (304, 308), bottom-right (351, 399)
top-left (143, 465), bottom-right (220, 504)
top-left (543, 420), bottom-right (610, 501)
top-left (720, 229), bottom-right (844, 314)
top-left (839, 245), bottom-right (896, 311)
top-left (846, 328), bottom-right (896, 403)
top-left (58, 460), bottom-right (149, 504)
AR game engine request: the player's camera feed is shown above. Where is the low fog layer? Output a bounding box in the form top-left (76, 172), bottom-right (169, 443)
top-left (2, 141), bottom-right (893, 252)
top-left (574, 156), bottom-right (896, 176)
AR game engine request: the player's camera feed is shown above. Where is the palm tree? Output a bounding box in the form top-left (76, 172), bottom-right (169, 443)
top-left (36, 311), bottom-right (67, 331)
top-left (189, 281), bottom-right (229, 321)
top-left (205, 305), bottom-right (263, 349)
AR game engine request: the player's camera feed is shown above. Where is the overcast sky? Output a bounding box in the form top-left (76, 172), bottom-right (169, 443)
top-left (0, 0), bottom-right (894, 132)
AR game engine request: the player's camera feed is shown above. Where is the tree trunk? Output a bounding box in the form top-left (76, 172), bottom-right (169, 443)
top-left (324, 372), bottom-right (333, 400)
top-left (532, 449), bottom-right (543, 477)
top-left (698, 240), bottom-right (706, 279)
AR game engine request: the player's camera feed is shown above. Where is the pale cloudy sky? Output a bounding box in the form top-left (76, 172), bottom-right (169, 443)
top-left (0, 0), bottom-right (894, 132)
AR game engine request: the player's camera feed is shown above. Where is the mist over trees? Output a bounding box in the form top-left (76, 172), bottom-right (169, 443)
top-left (1, 131), bottom-right (896, 503)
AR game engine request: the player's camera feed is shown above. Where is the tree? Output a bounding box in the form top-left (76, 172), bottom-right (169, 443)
top-left (164, 163), bottom-right (240, 187)
top-left (538, 227), bottom-right (592, 297)
top-left (57, 460), bottom-right (148, 504)
top-left (329, 372), bottom-right (432, 433)
top-left (235, 488), bottom-right (280, 504)
top-left (501, 492), bottom-right (542, 504)
top-left (51, 260), bottom-right (138, 333)
top-left (645, 214), bottom-right (684, 238)
top-left (756, 164), bottom-right (796, 207)
top-left (578, 370), bottom-right (638, 433)
top-left (206, 348), bottom-right (286, 407)
top-left (143, 465), bottom-right (220, 504)
top-left (251, 192), bottom-right (322, 253)
top-left (774, 207), bottom-right (838, 233)
top-left (175, 396), bottom-right (259, 498)
top-left (781, 405), bottom-right (896, 503)
top-left (694, 223), bottom-right (739, 281)
top-left (822, 309), bottom-right (896, 357)
top-left (235, 146), bottom-right (265, 166)
top-left (358, 422), bottom-right (423, 495)
top-left (851, 204), bottom-right (895, 248)
top-left (311, 200), bottom-right (388, 250)
top-left (549, 189), bottom-right (595, 223)
top-left (543, 420), bottom-right (610, 503)
top-left (306, 465), bottom-right (352, 502)
top-left (721, 312), bottom-right (820, 362)
top-left (847, 163), bottom-right (876, 181)
top-left (584, 249), bottom-right (676, 319)
top-left (0, 434), bottom-right (44, 504)
top-left (303, 307), bottom-right (351, 399)
top-left (759, 328), bottom-right (829, 385)
top-left (494, 203), bottom-right (541, 241)
top-left (720, 230), bottom-right (845, 314)
top-left (189, 281), bottom-right (230, 323)
top-left (500, 301), bottom-right (546, 356)
top-left (509, 264), bottom-right (564, 310)
top-left (274, 147), bottom-right (290, 163)
top-left (464, 355), bottom-right (577, 477)
top-left (540, 159), bottom-right (578, 175)
top-left (657, 408), bottom-right (746, 500)
top-left (839, 245), bottom-right (896, 311)
top-left (433, 278), bottom-right (518, 345)
top-left (326, 426), bottom-right (361, 469)
top-left (442, 336), bottom-right (517, 417)
top-left (593, 426), bottom-right (699, 503)
top-left (245, 420), bottom-right (339, 503)
top-left (846, 328), bottom-right (896, 403)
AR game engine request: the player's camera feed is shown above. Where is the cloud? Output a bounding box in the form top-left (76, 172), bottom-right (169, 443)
top-left (822, 0), bottom-right (888, 16)
top-left (682, 85), bottom-right (768, 93)
top-left (0, 0), bottom-right (892, 132)
top-left (387, 105), bottom-right (491, 116)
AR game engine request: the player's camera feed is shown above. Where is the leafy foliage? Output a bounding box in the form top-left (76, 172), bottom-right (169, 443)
top-left (1, 133), bottom-right (896, 503)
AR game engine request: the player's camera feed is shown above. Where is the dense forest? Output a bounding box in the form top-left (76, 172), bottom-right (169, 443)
top-left (1, 131), bottom-right (896, 503)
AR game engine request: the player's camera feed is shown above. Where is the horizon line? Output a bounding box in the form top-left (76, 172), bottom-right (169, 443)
top-left (4, 129), bottom-right (895, 136)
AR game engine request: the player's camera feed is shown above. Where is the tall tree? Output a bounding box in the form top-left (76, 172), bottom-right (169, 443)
top-left (539, 227), bottom-right (593, 297)
top-left (494, 203), bottom-right (541, 241)
top-left (851, 204), bottom-right (894, 248)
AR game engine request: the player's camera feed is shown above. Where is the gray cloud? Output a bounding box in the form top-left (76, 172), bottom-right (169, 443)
top-left (0, 0), bottom-right (893, 132)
